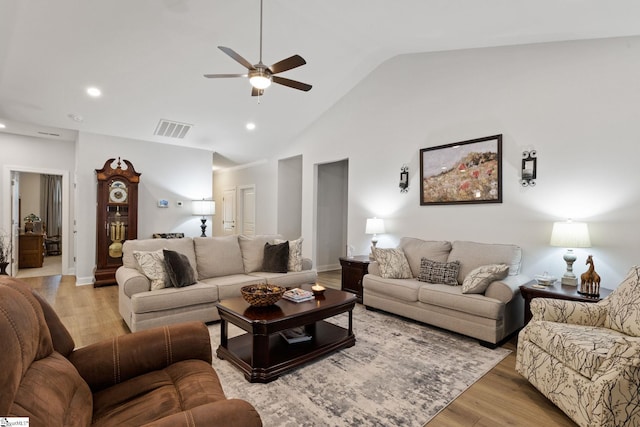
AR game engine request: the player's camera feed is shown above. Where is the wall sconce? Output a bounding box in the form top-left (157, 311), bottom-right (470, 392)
top-left (399, 165), bottom-right (409, 193)
top-left (521, 150), bottom-right (537, 186)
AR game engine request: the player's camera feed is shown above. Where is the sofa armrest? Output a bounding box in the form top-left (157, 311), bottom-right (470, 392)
top-left (367, 261), bottom-right (380, 277)
top-left (69, 321), bottom-right (213, 392)
top-left (116, 266), bottom-right (151, 297)
top-left (530, 298), bottom-right (608, 326)
top-left (141, 399), bottom-right (263, 427)
top-left (302, 257), bottom-right (313, 271)
top-left (485, 275), bottom-right (531, 304)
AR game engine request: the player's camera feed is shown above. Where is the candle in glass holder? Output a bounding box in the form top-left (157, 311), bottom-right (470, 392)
top-left (311, 283), bottom-right (325, 295)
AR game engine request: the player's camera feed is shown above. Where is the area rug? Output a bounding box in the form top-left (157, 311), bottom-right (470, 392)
top-left (209, 305), bottom-right (510, 427)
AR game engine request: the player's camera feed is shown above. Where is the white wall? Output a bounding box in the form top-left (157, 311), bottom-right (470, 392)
top-left (74, 132), bottom-right (213, 284)
top-left (18, 172), bottom-right (41, 227)
top-left (235, 36), bottom-right (640, 289)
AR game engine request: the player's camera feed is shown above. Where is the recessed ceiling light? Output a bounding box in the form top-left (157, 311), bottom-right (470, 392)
top-left (246, 122), bottom-right (256, 131)
top-left (0, 123), bottom-right (6, 129)
top-left (87, 87), bottom-right (102, 97)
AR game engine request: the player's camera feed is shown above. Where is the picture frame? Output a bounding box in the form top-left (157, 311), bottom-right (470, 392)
top-left (157, 199), bottom-right (169, 208)
top-left (420, 134), bottom-right (502, 205)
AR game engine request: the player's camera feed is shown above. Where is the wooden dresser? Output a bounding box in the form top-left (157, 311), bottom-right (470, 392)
top-left (19, 233), bottom-right (44, 268)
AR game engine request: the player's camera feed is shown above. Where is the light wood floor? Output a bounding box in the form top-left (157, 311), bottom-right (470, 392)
top-left (18, 271), bottom-right (576, 427)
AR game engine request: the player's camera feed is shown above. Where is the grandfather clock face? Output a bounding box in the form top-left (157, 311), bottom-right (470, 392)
top-left (109, 180), bottom-right (128, 203)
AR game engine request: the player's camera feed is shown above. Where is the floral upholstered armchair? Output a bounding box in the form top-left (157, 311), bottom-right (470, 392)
top-left (516, 265), bottom-right (640, 427)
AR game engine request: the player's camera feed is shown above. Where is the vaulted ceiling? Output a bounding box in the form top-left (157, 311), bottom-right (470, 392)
top-left (1, 0), bottom-right (639, 167)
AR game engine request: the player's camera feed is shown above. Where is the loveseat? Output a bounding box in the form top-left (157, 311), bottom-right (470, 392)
top-left (363, 238), bottom-right (530, 346)
top-left (0, 276), bottom-right (263, 427)
top-left (116, 234), bottom-right (317, 332)
top-left (516, 265), bottom-right (640, 427)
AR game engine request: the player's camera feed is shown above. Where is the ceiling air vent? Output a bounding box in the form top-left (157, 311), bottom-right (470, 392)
top-left (154, 119), bottom-right (192, 139)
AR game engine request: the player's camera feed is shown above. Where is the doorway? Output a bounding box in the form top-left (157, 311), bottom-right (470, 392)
top-left (314, 159), bottom-right (348, 272)
top-left (2, 165), bottom-right (71, 277)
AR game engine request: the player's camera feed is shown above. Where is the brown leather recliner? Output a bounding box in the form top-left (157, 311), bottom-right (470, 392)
top-left (0, 277), bottom-right (262, 427)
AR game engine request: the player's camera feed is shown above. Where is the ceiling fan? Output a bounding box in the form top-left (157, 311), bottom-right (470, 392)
top-left (204, 0), bottom-right (312, 96)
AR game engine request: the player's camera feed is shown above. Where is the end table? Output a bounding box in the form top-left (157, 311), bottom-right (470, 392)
top-left (520, 281), bottom-right (612, 325)
top-left (339, 255), bottom-right (370, 303)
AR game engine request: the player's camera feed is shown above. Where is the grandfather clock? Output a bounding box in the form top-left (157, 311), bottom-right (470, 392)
top-left (94, 158), bottom-right (141, 287)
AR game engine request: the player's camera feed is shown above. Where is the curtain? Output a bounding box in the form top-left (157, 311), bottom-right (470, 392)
top-left (40, 174), bottom-right (62, 236)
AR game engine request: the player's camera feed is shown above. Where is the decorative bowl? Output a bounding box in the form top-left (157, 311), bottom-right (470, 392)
top-left (534, 275), bottom-right (557, 286)
top-left (241, 284), bottom-right (286, 307)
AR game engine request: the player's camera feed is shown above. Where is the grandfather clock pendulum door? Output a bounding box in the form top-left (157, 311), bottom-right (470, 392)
top-left (94, 158), bottom-right (141, 287)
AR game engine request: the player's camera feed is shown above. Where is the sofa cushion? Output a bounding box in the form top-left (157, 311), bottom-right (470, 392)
top-left (418, 284), bottom-right (503, 320)
top-left (524, 321), bottom-right (627, 379)
top-left (448, 241), bottom-right (522, 284)
top-left (372, 247), bottom-right (413, 279)
top-left (604, 265), bottom-right (640, 337)
top-left (399, 238), bottom-right (452, 277)
top-left (461, 264), bottom-right (509, 294)
top-left (194, 236), bottom-right (245, 280)
top-left (274, 237), bottom-right (304, 272)
top-left (200, 274), bottom-right (266, 300)
top-left (363, 275), bottom-right (421, 302)
top-left (133, 249), bottom-right (169, 290)
top-left (131, 283), bottom-right (219, 314)
top-left (123, 238), bottom-right (197, 273)
top-left (238, 234), bottom-right (283, 273)
top-left (417, 258), bottom-right (460, 285)
top-left (163, 249), bottom-right (197, 288)
top-left (262, 242), bottom-right (289, 273)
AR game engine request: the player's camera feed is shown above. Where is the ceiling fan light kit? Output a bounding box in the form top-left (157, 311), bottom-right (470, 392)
top-left (204, 0), bottom-right (311, 96)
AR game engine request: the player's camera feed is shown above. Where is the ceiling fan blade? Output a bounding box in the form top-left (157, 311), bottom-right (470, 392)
top-left (203, 73), bottom-right (248, 78)
top-left (218, 46), bottom-right (255, 70)
top-left (251, 87), bottom-right (264, 97)
top-left (269, 54), bottom-right (306, 74)
top-left (272, 76), bottom-right (312, 92)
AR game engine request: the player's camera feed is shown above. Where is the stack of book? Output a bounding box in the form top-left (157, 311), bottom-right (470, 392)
top-left (280, 327), bottom-right (312, 344)
top-left (283, 288), bottom-right (314, 303)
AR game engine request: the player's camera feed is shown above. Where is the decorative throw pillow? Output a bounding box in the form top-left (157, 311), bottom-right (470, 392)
top-left (262, 242), bottom-right (290, 273)
top-left (461, 264), bottom-right (509, 294)
top-left (274, 237), bottom-right (304, 272)
top-left (372, 247), bottom-right (412, 279)
top-left (133, 249), bottom-right (168, 290)
top-left (417, 258), bottom-right (460, 285)
top-left (163, 249), bottom-right (197, 288)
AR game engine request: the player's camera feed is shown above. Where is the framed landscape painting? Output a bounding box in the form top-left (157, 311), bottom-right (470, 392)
top-left (420, 134), bottom-right (502, 205)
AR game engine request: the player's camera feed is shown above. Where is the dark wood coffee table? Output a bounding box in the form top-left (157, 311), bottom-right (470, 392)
top-left (216, 285), bottom-right (357, 383)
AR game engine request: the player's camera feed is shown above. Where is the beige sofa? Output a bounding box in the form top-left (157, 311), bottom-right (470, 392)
top-left (363, 238), bottom-right (530, 346)
top-left (116, 234), bottom-right (317, 332)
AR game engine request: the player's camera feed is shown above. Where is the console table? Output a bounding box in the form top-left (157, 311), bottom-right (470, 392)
top-left (520, 281), bottom-right (613, 325)
top-left (19, 233), bottom-right (44, 268)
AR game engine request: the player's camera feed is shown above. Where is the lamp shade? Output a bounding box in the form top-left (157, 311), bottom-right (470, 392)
top-left (192, 200), bottom-right (215, 216)
top-left (365, 218), bottom-right (385, 235)
top-left (550, 220), bottom-right (591, 248)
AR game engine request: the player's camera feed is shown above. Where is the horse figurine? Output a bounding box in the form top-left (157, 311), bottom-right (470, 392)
top-left (580, 255), bottom-right (601, 296)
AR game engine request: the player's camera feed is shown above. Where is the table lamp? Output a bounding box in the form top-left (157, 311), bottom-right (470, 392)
top-left (550, 219), bottom-right (591, 286)
top-left (192, 199), bottom-right (215, 237)
top-left (366, 217), bottom-right (385, 250)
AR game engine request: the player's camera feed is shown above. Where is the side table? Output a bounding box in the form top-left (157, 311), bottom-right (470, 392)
top-left (339, 255), bottom-right (371, 303)
top-left (520, 281), bottom-right (613, 325)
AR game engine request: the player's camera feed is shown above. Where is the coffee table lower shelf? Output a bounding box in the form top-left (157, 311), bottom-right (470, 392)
top-left (217, 321), bottom-right (354, 383)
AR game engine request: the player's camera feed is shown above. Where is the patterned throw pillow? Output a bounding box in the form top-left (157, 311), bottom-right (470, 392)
top-left (274, 237), bottom-right (304, 272)
top-left (133, 249), bottom-right (168, 290)
top-left (604, 265), bottom-right (640, 337)
top-left (417, 258), bottom-right (460, 285)
top-left (372, 247), bottom-right (412, 279)
top-left (461, 264), bottom-right (509, 294)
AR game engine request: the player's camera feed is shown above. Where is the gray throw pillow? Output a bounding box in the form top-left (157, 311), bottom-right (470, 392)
top-left (418, 258), bottom-right (460, 285)
top-left (163, 249), bottom-right (197, 288)
top-left (262, 242), bottom-right (289, 273)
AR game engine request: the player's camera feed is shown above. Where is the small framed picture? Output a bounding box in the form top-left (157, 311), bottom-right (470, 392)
top-left (158, 199), bottom-right (169, 208)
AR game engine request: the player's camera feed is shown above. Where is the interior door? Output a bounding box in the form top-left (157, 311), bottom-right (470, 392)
top-left (222, 188), bottom-right (236, 235)
top-left (239, 185), bottom-right (256, 236)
